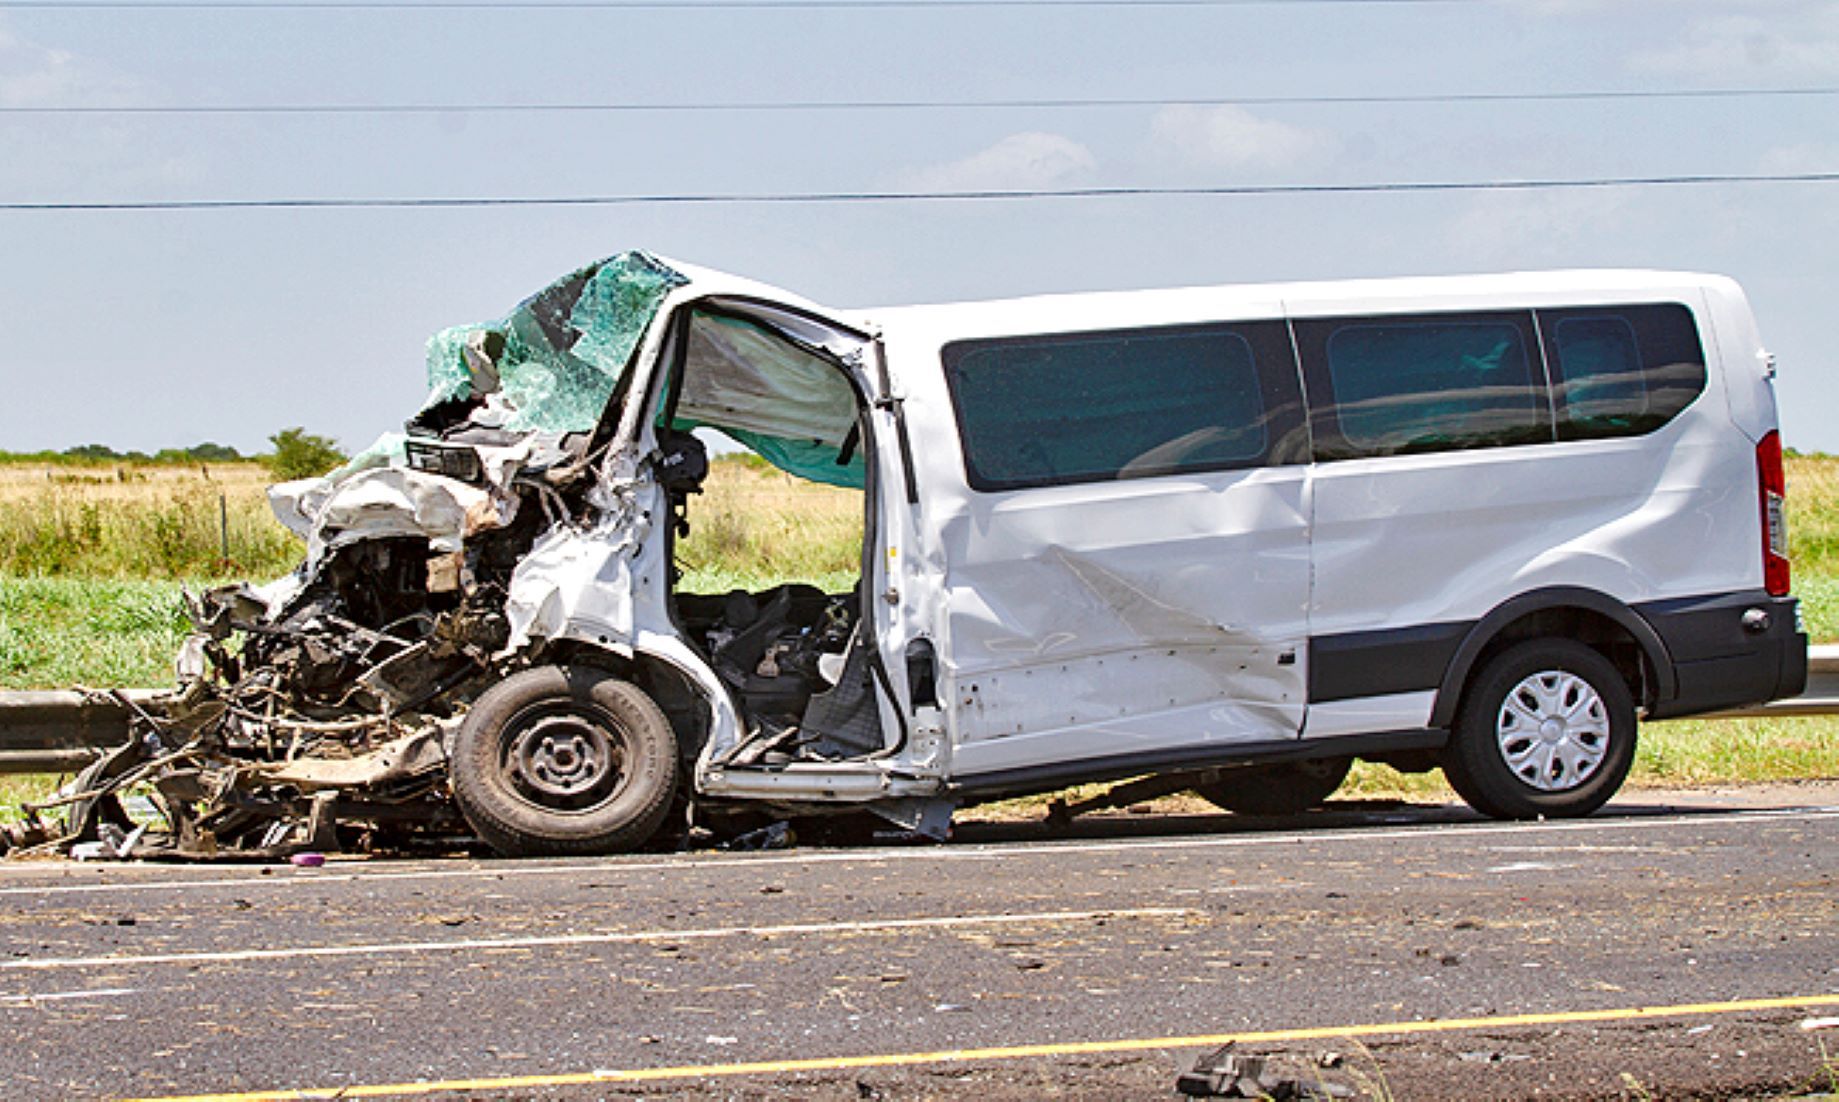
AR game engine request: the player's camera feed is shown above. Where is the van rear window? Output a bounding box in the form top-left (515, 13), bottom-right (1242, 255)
top-left (1542, 303), bottom-right (1706, 440)
top-left (941, 323), bottom-right (1293, 491)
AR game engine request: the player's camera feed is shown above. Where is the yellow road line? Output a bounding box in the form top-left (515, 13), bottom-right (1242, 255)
top-left (127, 991), bottom-right (1839, 1102)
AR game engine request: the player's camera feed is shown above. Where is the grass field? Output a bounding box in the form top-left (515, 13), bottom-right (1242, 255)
top-left (0, 452), bottom-right (1834, 809)
top-left (0, 461), bottom-right (299, 580)
top-left (0, 455), bottom-right (862, 690)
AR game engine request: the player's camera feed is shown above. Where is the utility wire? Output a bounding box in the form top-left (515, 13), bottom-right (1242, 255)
top-left (6, 172), bottom-right (1836, 211)
top-left (0, 0), bottom-right (1476, 9)
top-left (5, 87), bottom-right (1835, 116)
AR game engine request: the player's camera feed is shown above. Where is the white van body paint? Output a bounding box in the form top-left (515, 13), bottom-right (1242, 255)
top-left (502, 263), bottom-right (1802, 820)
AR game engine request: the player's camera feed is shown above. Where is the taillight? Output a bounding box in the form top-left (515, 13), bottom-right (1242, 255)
top-left (1757, 429), bottom-right (1790, 596)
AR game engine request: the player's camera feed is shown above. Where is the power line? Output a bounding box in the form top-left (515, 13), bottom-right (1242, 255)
top-left (0, 0), bottom-right (1472, 7)
top-left (5, 172), bottom-right (1835, 211)
top-left (5, 87), bottom-right (1835, 116)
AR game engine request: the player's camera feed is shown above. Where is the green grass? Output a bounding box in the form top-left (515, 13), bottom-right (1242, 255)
top-left (1793, 571), bottom-right (1839, 642)
top-left (1335, 716), bottom-right (1839, 802)
top-left (971, 716), bottom-right (1839, 821)
top-left (1634, 715), bottom-right (1839, 785)
top-left (0, 577), bottom-right (196, 691)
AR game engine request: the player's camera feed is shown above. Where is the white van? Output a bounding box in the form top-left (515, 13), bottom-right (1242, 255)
top-left (155, 254), bottom-right (1809, 859)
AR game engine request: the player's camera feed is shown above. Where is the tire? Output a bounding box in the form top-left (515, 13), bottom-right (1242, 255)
top-left (1194, 757), bottom-right (1352, 816)
top-left (450, 665), bottom-right (678, 857)
top-left (1442, 639), bottom-right (1636, 820)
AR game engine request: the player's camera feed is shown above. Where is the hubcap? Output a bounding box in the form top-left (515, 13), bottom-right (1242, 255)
top-left (1495, 670), bottom-right (1609, 792)
top-left (509, 713), bottom-right (624, 807)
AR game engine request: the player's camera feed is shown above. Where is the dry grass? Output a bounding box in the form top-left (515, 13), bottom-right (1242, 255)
top-left (1788, 454), bottom-right (1839, 572)
top-left (0, 455), bottom-right (860, 592)
top-left (0, 460), bottom-right (272, 504)
top-left (0, 455), bottom-right (864, 691)
top-left (0, 461), bottom-right (300, 579)
top-left (675, 455), bottom-right (863, 594)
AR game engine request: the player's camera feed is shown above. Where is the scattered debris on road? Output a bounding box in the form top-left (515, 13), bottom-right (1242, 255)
top-left (1176, 1042), bottom-right (1354, 1099)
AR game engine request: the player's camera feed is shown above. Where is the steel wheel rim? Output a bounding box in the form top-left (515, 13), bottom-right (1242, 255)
top-left (1495, 669), bottom-right (1610, 792)
top-left (504, 708), bottom-right (628, 812)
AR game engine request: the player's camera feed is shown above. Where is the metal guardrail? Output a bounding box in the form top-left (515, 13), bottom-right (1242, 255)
top-left (1699, 643), bottom-right (1839, 721)
top-left (0, 649), bottom-right (1834, 776)
top-left (0, 689), bottom-right (166, 775)
top-left (1701, 643), bottom-right (1839, 718)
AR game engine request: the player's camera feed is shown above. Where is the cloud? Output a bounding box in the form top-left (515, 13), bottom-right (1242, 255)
top-left (1441, 189), bottom-right (1637, 265)
top-left (902, 131), bottom-right (1097, 192)
top-left (1148, 105), bottom-right (1336, 173)
top-left (0, 22), bottom-right (199, 197)
top-left (0, 22), bottom-right (143, 107)
top-left (1630, 4), bottom-right (1839, 78)
top-left (1760, 142), bottom-right (1839, 174)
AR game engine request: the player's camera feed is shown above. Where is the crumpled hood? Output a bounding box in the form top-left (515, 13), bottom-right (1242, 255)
top-left (260, 250), bottom-right (689, 598)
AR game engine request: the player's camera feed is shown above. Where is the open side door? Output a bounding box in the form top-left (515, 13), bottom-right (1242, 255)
top-left (654, 297), bottom-right (929, 783)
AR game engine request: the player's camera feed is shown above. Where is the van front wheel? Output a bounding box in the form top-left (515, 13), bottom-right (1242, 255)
top-left (1444, 639), bottom-right (1636, 820)
top-left (451, 666), bottom-right (679, 857)
top-left (1194, 757), bottom-right (1351, 816)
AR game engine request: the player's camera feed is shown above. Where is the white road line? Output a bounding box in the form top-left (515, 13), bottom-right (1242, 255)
top-left (2, 806), bottom-right (1835, 900)
top-left (0, 986), bottom-right (138, 1002)
top-left (0, 906), bottom-right (1192, 972)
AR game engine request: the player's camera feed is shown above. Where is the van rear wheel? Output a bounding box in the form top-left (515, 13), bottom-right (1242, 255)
top-left (1194, 757), bottom-right (1351, 817)
top-left (1443, 639), bottom-right (1636, 820)
top-left (451, 666), bottom-right (678, 857)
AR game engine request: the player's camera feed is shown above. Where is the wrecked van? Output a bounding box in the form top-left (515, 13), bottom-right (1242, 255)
top-left (21, 252), bottom-right (1808, 859)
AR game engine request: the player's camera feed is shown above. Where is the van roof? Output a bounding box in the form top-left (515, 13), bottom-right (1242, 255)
top-left (854, 268), bottom-right (1732, 339)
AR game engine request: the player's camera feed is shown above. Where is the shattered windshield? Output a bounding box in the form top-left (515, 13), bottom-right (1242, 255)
top-left (419, 250), bottom-right (687, 435)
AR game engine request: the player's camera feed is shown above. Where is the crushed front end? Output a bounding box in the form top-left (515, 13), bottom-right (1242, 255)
top-left (10, 252), bottom-right (689, 860)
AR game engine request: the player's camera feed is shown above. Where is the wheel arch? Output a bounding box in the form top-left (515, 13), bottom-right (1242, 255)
top-left (1428, 587), bottom-right (1676, 729)
top-left (533, 638), bottom-right (719, 765)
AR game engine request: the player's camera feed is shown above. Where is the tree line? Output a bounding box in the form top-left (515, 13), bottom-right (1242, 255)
top-left (0, 429), bottom-right (348, 480)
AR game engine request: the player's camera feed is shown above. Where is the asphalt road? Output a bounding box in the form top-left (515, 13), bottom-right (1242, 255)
top-left (2, 789), bottom-right (1837, 1102)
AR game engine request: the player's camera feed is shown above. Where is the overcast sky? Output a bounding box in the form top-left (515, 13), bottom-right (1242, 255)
top-left (1, 0), bottom-right (1835, 456)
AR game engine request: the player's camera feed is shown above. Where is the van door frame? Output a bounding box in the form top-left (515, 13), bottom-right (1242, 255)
top-left (654, 295), bottom-right (925, 765)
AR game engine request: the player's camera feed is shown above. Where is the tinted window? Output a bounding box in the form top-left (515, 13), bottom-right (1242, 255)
top-left (941, 322), bottom-right (1301, 491)
top-left (1295, 311), bottom-right (1549, 460)
top-left (1540, 303), bottom-right (1706, 440)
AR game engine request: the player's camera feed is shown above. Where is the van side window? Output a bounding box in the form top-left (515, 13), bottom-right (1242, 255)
top-left (1295, 311), bottom-right (1549, 461)
top-left (1539, 303), bottom-right (1707, 440)
top-left (941, 322), bottom-right (1302, 491)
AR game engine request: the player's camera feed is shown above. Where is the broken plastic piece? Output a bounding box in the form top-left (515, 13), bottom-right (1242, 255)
top-left (719, 821), bottom-right (796, 851)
